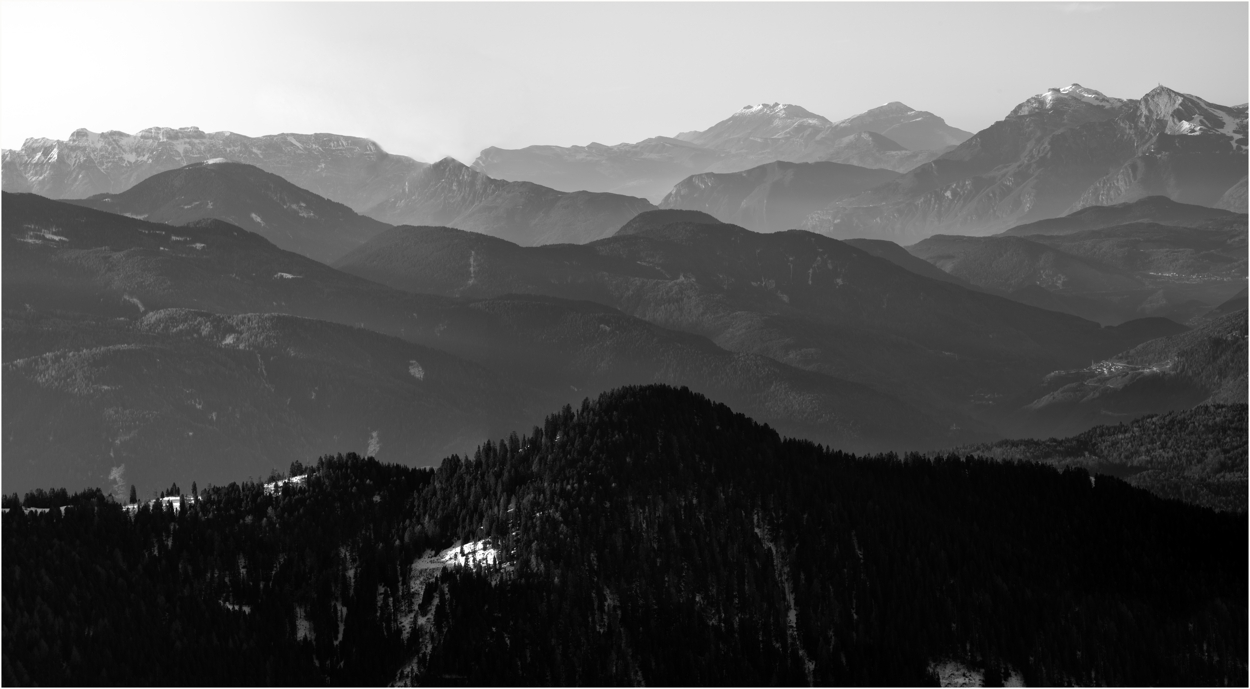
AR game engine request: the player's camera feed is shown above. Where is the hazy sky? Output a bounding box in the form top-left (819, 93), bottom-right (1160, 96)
top-left (2, 1), bottom-right (1246, 163)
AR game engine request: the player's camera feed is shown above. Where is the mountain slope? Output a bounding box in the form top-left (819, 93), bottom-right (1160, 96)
top-left (1, 126), bottom-right (426, 212)
top-left (911, 221), bottom-right (1247, 324)
top-left (803, 84), bottom-right (1248, 242)
top-left (6, 386), bottom-right (1246, 686)
top-left (66, 161), bottom-right (391, 263)
top-left (659, 161), bottom-right (899, 232)
top-left (1011, 309), bottom-right (1248, 438)
top-left (3, 308), bottom-right (537, 494)
top-left (908, 234), bottom-right (1145, 294)
top-left (364, 158), bottom-right (656, 245)
top-left (472, 136), bottom-right (723, 202)
top-left (809, 131), bottom-right (950, 173)
top-left (613, 209), bottom-right (723, 236)
top-left (1216, 175), bottom-right (1248, 212)
top-left (1002, 195), bottom-right (1243, 236)
top-left (842, 238), bottom-right (979, 288)
top-left (333, 217), bottom-right (1179, 439)
top-left (3, 191), bottom-right (953, 470)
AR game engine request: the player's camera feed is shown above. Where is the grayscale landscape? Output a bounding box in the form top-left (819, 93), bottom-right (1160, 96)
top-left (2, 2), bottom-right (1246, 686)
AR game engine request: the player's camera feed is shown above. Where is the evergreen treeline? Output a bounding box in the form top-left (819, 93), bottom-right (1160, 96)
top-left (963, 404), bottom-right (1248, 512)
top-left (3, 385), bottom-right (1246, 686)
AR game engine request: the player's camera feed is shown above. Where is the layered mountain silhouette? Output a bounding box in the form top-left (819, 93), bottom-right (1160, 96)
top-left (803, 85), bottom-right (1248, 242)
top-left (0, 127), bottom-right (426, 212)
top-left (4, 192), bottom-right (954, 492)
top-left (911, 217), bottom-right (1247, 324)
top-left (473, 102), bottom-right (971, 201)
top-left (658, 161), bottom-right (900, 232)
top-left (66, 161), bottom-right (390, 263)
top-left (334, 213), bottom-right (1180, 439)
top-left (363, 158), bottom-right (656, 245)
top-left (1001, 195), bottom-right (1243, 237)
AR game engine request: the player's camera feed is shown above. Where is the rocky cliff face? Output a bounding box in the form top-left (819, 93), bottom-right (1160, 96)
top-left (801, 85), bottom-right (1247, 243)
top-left (1, 127), bottom-right (427, 212)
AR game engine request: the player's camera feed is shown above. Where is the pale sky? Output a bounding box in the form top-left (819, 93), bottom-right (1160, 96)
top-left (1, 1), bottom-right (1246, 163)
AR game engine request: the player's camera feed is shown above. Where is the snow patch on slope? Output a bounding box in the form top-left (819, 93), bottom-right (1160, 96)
top-left (263, 474), bottom-right (307, 496)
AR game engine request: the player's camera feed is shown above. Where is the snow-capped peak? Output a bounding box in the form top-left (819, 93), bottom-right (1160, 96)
top-left (1137, 86), bottom-right (1248, 151)
top-left (734, 103), bottom-right (820, 120)
top-left (1008, 83), bottom-right (1128, 122)
top-left (1040, 83), bottom-right (1123, 109)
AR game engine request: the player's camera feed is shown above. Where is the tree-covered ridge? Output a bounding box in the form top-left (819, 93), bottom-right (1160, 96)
top-left (959, 403), bottom-right (1248, 513)
top-left (4, 386), bottom-right (1246, 686)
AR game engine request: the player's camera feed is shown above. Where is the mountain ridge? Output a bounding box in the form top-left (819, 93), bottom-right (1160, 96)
top-left (1, 126), bottom-right (427, 212)
top-left (801, 84), bottom-right (1248, 242)
top-left (65, 160), bottom-right (391, 263)
top-left (473, 101), bottom-right (971, 202)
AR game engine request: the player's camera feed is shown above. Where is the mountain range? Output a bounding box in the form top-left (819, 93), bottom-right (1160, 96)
top-left (364, 157), bottom-right (656, 245)
top-left (1, 127), bottom-right (426, 212)
top-left (473, 102), bottom-right (971, 201)
top-left (908, 196), bottom-right (1248, 324)
top-left (333, 212), bottom-right (1184, 443)
top-left (657, 160), bottom-right (899, 233)
top-left (802, 85), bottom-right (1248, 242)
top-left (4, 191), bottom-right (957, 494)
top-left (6, 85), bottom-right (1242, 245)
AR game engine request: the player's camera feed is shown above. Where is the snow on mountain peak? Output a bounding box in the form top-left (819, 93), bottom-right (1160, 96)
top-left (734, 103), bottom-right (819, 120)
top-left (1137, 86), bottom-right (1248, 151)
top-left (1009, 83), bottom-right (1128, 121)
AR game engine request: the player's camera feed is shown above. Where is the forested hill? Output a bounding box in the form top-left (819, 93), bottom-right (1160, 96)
top-left (4, 385), bottom-right (1246, 686)
top-left (957, 404), bottom-right (1248, 513)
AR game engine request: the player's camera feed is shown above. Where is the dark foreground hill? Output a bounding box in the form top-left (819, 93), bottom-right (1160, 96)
top-left (4, 386), bottom-right (1246, 686)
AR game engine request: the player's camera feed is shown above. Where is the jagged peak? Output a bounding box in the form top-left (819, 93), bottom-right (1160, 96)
top-left (135, 126), bottom-right (208, 142)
